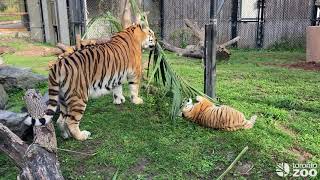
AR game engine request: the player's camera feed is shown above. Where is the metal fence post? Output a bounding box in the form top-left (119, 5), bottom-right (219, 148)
top-left (256, 0), bottom-right (265, 48)
top-left (204, 0), bottom-right (217, 98)
top-left (204, 24), bottom-right (213, 98)
top-left (311, 0), bottom-right (318, 26)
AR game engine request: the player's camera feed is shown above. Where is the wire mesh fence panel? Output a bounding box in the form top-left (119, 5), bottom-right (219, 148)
top-left (84, 0), bottom-right (123, 39)
top-left (83, 0), bottom-right (316, 48)
top-left (0, 0), bottom-right (29, 31)
top-left (263, 0), bottom-right (311, 49)
top-left (142, 0), bottom-right (161, 38)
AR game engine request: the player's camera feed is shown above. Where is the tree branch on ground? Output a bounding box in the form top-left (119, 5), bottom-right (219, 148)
top-left (163, 19), bottom-right (240, 60)
top-left (0, 90), bottom-right (64, 179)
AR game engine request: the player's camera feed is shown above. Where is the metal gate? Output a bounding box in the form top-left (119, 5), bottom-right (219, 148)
top-left (67, 0), bottom-right (86, 45)
top-left (231, 0), bottom-right (265, 48)
top-left (312, 0), bottom-right (320, 26)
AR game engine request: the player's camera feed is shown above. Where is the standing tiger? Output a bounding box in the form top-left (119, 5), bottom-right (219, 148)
top-left (181, 96), bottom-right (257, 131)
top-left (24, 24), bottom-right (156, 141)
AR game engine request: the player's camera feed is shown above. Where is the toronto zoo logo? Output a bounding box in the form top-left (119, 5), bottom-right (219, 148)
top-left (276, 163), bottom-right (318, 177)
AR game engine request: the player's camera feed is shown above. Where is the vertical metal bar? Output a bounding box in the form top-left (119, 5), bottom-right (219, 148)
top-left (210, 0), bottom-right (215, 21)
top-left (204, 0), bottom-right (217, 98)
top-left (311, 0), bottom-right (317, 26)
top-left (231, 0), bottom-right (238, 47)
top-left (204, 24), bottom-right (213, 97)
top-left (256, 0), bottom-right (265, 48)
top-left (211, 19), bottom-right (217, 98)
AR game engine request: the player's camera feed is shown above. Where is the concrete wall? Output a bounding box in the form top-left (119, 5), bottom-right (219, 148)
top-left (306, 26), bottom-right (320, 62)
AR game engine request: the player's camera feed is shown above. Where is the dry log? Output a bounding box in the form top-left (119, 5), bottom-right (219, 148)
top-left (220, 36), bottom-right (240, 48)
top-left (162, 40), bottom-right (234, 60)
top-left (180, 19), bottom-right (241, 60)
top-left (52, 37), bottom-right (111, 67)
top-left (0, 90), bottom-right (64, 179)
top-left (76, 34), bottom-right (81, 50)
top-left (0, 123), bottom-right (64, 179)
top-left (162, 41), bottom-right (203, 59)
top-left (56, 43), bottom-right (75, 53)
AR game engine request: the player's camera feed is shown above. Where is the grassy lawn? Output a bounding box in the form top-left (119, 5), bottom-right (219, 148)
top-left (0, 38), bottom-right (55, 75)
top-left (0, 16), bottom-right (20, 22)
top-left (0, 39), bottom-right (319, 179)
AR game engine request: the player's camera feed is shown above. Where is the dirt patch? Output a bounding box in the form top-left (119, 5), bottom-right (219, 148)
top-left (235, 161), bottom-right (254, 176)
top-left (289, 146), bottom-right (313, 163)
top-left (0, 46), bottom-right (16, 55)
top-left (283, 61), bottom-right (320, 71)
top-left (130, 157), bottom-right (149, 173)
top-left (14, 45), bottom-right (60, 57)
top-left (262, 61), bottom-right (320, 71)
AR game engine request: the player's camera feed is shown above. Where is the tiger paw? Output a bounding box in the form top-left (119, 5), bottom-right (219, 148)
top-left (113, 95), bottom-right (126, 105)
top-left (132, 97), bottom-right (143, 104)
top-left (77, 130), bottom-right (91, 141)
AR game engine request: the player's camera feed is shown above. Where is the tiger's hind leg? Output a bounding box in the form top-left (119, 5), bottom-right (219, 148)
top-left (113, 85), bottom-right (125, 105)
top-left (65, 97), bottom-right (91, 141)
top-left (56, 102), bottom-right (71, 139)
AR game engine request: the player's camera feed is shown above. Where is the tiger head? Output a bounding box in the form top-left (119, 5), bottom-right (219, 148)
top-left (129, 24), bottom-right (156, 49)
top-left (181, 96), bottom-right (214, 119)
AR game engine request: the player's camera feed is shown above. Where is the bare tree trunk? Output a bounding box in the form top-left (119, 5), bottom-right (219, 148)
top-left (161, 41), bottom-right (203, 59)
top-left (163, 19), bottom-right (241, 60)
top-left (0, 90), bottom-right (64, 179)
top-left (0, 123), bottom-right (64, 179)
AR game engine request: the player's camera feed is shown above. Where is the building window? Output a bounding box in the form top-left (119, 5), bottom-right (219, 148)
top-left (240, 0), bottom-right (258, 21)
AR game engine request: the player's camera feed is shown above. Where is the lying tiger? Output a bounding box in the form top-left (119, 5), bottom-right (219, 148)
top-left (181, 96), bottom-right (257, 131)
top-left (24, 24), bottom-right (156, 141)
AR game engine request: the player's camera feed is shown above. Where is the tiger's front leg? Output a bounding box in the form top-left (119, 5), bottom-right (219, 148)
top-left (112, 85), bottom-right (125, 105)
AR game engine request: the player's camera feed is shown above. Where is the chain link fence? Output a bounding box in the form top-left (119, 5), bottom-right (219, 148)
top-left (0, 0), bottom-right (29, 32)
top-left (161, 0), bottom-right (315, 49)
top-left (84, 0), bottom-right (120, 39)
top-left (84, 0), bottom-right (161, 39)
top-left (83, 0), bottom-right (317, 49)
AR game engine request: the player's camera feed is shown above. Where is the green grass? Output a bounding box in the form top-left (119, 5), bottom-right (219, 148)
top-left (0, 41), bottom-right (319, 179)
top-left (2, 54), bottom-right (54, 75)
top-left (0, 16), bottom-right (20, 22)
top-left (0, 39), bottom-right (55, 75)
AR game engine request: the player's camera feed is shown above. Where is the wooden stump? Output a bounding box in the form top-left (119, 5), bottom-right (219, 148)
top-left (0, 90), bottom-right (64, 179)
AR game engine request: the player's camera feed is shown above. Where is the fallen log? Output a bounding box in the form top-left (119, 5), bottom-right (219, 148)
top-left (55, 37), bottom-right (110, 59)
top-left (0, 123), bottom-right (64, 179)
top-left (161, 41), bottom-right (203, 59)
top-left (0, 89), bottom-right (64, 179)
top-left (184, 19), bottom-right (204, 46)
top-left (169, 18), bottom-right (240, 60)
top-left (162, 38), bottom-right (238, 61)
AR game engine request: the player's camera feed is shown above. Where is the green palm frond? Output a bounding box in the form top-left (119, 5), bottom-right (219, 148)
top-left (129, 0), bottom-right (215, 121)
top-left (148, 43), bottom-right (215, 122)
